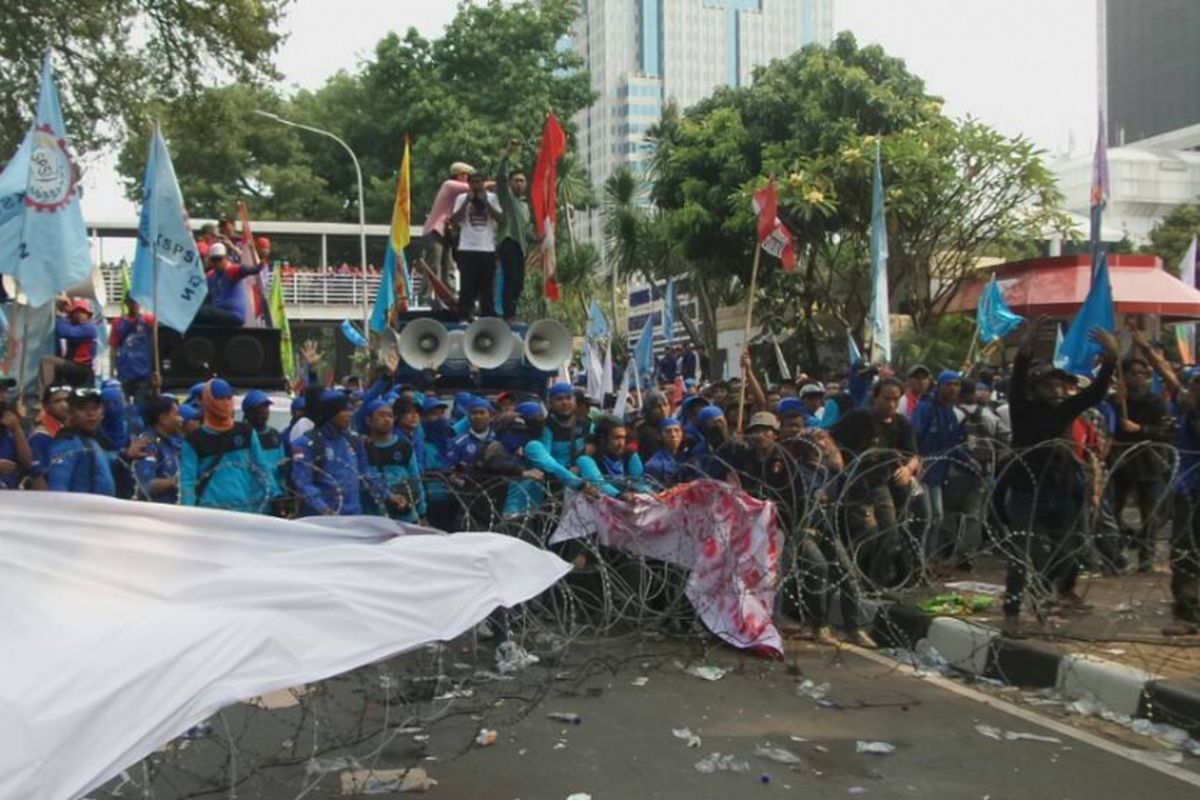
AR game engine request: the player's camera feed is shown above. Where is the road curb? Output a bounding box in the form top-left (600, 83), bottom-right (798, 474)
top-left (869, 604), bottom-right (1200, 737)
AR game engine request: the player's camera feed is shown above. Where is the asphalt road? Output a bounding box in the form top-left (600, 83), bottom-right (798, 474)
top-left (414, 640), bottom-right (1199, 800)
top-left (109, 635), bottom-right (1200, 799)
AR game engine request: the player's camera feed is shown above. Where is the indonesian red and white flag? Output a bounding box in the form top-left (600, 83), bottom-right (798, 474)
top-left (752, 179), bottom-right (798, 272)
top-left (532, 113), bottom-right (567, 300)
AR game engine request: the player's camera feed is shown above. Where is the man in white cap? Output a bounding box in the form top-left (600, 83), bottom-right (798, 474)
top-left (423, 161), bottom-right (476, 297)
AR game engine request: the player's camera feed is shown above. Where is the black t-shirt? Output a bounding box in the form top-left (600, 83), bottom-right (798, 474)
top-left (830, 409), bottom-right (917, 491)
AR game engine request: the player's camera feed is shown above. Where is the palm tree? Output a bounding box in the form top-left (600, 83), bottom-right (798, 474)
top-left (602, 166), bottom-right (646, 334)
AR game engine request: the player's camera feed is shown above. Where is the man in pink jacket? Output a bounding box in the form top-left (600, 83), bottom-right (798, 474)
top-left (422, 162), bottom-right (475, 303)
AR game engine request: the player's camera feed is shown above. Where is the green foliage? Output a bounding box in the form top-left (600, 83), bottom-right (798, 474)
top-left (118, 0), bottom-right (594, 225)
top-left (1144, 204), bottom-right (1200, 275)
top-left (650, 32), bottom-right (1066, 366)
top-left (0, 0), bottom-right (286, 158)
top-left (889, 313), bottom-right (977, 373)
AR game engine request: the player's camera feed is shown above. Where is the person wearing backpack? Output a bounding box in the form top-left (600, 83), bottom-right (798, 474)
top-left (180, 379), bottom-right (271, 512)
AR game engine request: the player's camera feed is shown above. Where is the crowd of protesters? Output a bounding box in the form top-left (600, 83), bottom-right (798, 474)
top-left (2, 300), bottom-right (1198, 645)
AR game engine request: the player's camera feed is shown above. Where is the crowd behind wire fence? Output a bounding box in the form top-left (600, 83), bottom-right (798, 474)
top-left (4, 313), bottom-right (1199, 650)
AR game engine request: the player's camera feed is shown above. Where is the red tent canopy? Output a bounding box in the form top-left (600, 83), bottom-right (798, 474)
top-left (944, 254), bottom-right (1200, 322)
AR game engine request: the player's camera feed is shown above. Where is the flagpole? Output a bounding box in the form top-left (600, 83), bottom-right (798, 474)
top-left (737, 244), bottom-right (763, 433)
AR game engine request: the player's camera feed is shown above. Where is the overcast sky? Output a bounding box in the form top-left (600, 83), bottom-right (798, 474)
top-left (81, 0), bottom-right (1099, 220)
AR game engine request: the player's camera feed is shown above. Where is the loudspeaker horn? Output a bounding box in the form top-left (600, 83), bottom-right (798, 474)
top-left (398, 318), bottom-right (451, 370)
top-left (524, 319), bottom-right (573, 371)
top-left (463, 317), bottom-right (515, 369)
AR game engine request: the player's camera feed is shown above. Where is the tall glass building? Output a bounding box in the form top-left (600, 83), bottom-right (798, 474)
top-left (571, 0), bottom-right (833, 241)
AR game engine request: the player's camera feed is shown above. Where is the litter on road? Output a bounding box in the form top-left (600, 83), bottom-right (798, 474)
top-left (754, 744), bottom-right (803, 764)
top-left (672, 727), bottom-right (702, 748)
top-left (855, 741), bottom-right (896, 755)
top-left (684, 664), bottom-right (729, 682)
top-left (694, 753), bottom-right (751, 773)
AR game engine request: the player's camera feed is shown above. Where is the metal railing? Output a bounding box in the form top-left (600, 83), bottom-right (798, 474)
top-left (100, 265), bottom-right (390, 308)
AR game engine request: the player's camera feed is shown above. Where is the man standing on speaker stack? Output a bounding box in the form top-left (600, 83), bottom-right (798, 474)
top-left (451, 171), bottom-right (503, 321)
top-left (496, 139), bottom-right (532, 323)
top-left (423, 162), bottom-right (475, 300)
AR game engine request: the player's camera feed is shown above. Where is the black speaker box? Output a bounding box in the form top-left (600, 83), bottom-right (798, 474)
top-left (158, 326), bottom-right (287, 390)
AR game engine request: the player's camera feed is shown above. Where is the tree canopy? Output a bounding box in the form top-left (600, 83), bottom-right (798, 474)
top-left (118, 0), bottom-right (594, 225)
top-left (649, 32), bottom-right (1067, 366)
top-left (0, 0), bottom-right (287, 158)
top-left (1145, 204), bottom-right (1200, 275)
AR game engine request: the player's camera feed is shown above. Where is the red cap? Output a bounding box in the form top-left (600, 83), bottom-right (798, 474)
top-left (255, 236), bottom-right (271, 252)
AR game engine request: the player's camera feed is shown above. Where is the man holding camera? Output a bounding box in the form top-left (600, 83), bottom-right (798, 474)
top-left (450, 171), bottom-right (504, 320)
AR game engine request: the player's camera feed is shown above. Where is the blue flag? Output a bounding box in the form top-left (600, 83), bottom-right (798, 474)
top-left (0, 54), bottom-right (92, 307)
top-left (977, 277), bottom-right (1024, 343)
top-left (1060, 109), bottom-right (1116, 374)
top-left (587, 299), bottom-right (609, 340)
top-left (633, 314), bottom-right (655, 379)
top-left (371, 247), bottom-right (399, 333)
top-left (130, 125), bottom-right (206, 331)
top-left (868, 143), bottom-right (891, 364)
top-left (662, 279), bottom-right (676, 341)
top-left (1059, 253), bottom-right (1115, 374)
top-left (848, 330), bottom-right (864, 365)
top-left (341, 319), bottom-right (368, 348)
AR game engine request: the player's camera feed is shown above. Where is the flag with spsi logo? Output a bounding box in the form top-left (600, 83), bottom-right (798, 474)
top-left (0, 53), bottom-right (93, 307)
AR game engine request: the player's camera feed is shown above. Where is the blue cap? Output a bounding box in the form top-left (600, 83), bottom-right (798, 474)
top-left (778, 397), bottom-right (805, 416)
top-left (467, 397), bottom-right (493, 413)
top-left (660, 417), bottom-right (682, 430)
top-left (187, 382), bottom-right (206, 402)
top-left (697, 405), bottom-right (725, 425)
top-left (180, 404), bottom-right (203, 422)
top-left (454, 391), bottom-right (473, 407)
top-left (516, 401), bottom-right (546, 418)
top-left (422, 396), bottom-right (449, 413)
top-left (548, 382), bottom-right (574, 399)
top-left (363, 398), bottom-right (389, 417)
top-left (242, 390), bottom-right (272, 412)
top-left (100, 385), bottom-right (124, 404)
top-left (937, 369), bottom-right (963, 384)
top-left (681, 395), bottom-right (709, 414)
top-left (291, 395), bottom-right (306, 412)
top-left (684, 378), bottom-right (697, 388)
top-left (207, 379), bottom-right (234, 399)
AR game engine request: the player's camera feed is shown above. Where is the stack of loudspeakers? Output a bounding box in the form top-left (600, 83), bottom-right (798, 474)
top-left (395, 315), bottom-right (572, 393)
top-left (157, 326), bottom-right (287, 391)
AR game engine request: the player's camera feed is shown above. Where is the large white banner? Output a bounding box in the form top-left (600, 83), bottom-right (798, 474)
top-left (0, 494), bottom-right (569, 800)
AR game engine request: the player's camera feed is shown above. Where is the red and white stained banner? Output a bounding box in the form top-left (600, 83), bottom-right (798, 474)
top-left (551, 479), bottom-right (783, 657)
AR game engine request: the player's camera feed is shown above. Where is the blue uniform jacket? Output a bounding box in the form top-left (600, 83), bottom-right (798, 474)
top-left (911, 396), bottom-right (967, 487)
top-left (291, 423), bottom-right (377, 516)
top-left (181, 422), bottom-right (271, 512)
top-left (364, 434), bottom-right (426, 521)
top-left (540, 414), bottom-right (588, 467)
top-left (577, 451), bottom-right (647, 497)
top-left (135, 433), bottom-right (183, 503)
top-left (47, 431), bottom-right (117, 496)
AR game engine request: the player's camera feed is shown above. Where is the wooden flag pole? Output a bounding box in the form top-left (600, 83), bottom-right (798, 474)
top-left (737, 243), bottom-right (763, 433)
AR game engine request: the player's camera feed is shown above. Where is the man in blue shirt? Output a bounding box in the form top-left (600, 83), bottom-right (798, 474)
top-left (576, 415), bottom-right (648, 499)
top-left (242, 390), bottom-right (286, 499)
top-left (48, 387), bottom-right (148, 495)
top-left (135, 395), bottom-right (184, 503)
top-left (291, 390), bottom-right (375, 516)
top-left (542, 382), bottom-right (589, 468)
top-left (643, 418), bottom-right (694, 488)
top-left (448, 398), bottom-right (496, 472)
top-left (110, 298), bottom-right (156, 407)
top-left (912, 369), bottom-right (970, 568)
top-left (362, 399), bottom-right (425, 522)
top-left (0, 376), bottom-right (33, 489)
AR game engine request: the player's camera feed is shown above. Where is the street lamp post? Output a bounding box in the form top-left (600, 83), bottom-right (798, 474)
top-left (253, 110), bottom-right (370, 333)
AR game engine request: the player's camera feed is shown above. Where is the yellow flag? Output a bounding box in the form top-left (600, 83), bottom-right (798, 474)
top-left (390, 137), bottom-right (411, 253)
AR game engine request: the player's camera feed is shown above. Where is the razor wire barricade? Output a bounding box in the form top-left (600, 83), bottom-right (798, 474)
top-left (69, 429), bottom-right (1200, 799)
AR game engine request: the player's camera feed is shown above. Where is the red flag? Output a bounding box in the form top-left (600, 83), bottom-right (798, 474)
top-left (755, 179), bottom-right (778, 244)
top-left (752, 181), bottom-right (798, 273)
top-left (532, 114), bottom-right (567, 301)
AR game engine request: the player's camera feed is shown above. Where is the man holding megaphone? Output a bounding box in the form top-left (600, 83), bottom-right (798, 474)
top-left (451, 170), bottom-right (504, 321)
